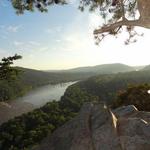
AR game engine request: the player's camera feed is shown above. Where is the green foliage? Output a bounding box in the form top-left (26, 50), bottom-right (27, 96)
top-left (0, 55), bottom-right (93, 102)
top-left (0, 100), bottom-right (76, 150)
top-left (8, 0), bottom-right (150, 45)
top-left (64, 70), bottom-right (150, 105)
top-left (0, 67), bottom-right (93, 102)
top-left (62, 63), bottom-right (134, 74)
top-left (11, 0), bottom-right (67, 14)
top-left (112, 84), bottom-right (150, 111)
top-left (0, 75), bottom-right (100, 149)
top-left (0, 54), bottom-right (22, 81)
top-left (0, 78), bottom-right (100, 149)
top-left (0, 61), bottom-right (140, 102)
top-left (19, 67), bottom-right (93, 87)
top-left (60, 83), bottom-right (99, 112)
top-left (0, 55), bottom-right (29, 101)
top-left (10, 0), bottom-right (137, 23)
top-left (2, 68), bottom-right (150, 149)
top-left (79, 0), bottom-right (140, 44)
top-left (9, 0), bottom-right (141, 44)
top-left (0, 80), bottom-right (29, 101)
top-left (142, 65), bottom-right (150, 71)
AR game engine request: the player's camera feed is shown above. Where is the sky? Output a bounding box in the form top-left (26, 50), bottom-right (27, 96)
top-left (0, 1), bottom-right (150, 70)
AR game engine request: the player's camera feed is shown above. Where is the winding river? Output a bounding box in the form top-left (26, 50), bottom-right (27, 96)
top-left (0, 81), bottom-right (76, 124)
top-left (16, 81), bottom-right (76, 107)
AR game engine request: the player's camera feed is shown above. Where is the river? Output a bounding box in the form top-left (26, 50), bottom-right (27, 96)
top-left (0, 81), bottom-right (76, 124)
top-left (15, 81), bottom-right (76, 107)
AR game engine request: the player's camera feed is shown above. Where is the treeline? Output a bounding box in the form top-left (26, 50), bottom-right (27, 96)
top-left (1, 69), bottom-right (150, 149)
top-left (0, 79), bottom-right (31, 101)
top-left (0, 54), bottom-right (95, 102)
top-left (0, 101), bottom-right (75, 150)
top-left (0, 67), bottom-right (93, 102)
top-left (67, 70), bottom-right (150, 105)
top-left (18, 67), bottom-right (93, 87)
top-left (60, 84), bottom-right (99, 112)
top-left (112, 84), bottom-right (150, 111)
top-left (0, 55), bottom-right (29, 101)
top-left (0, 87), bottom-right (99, 149)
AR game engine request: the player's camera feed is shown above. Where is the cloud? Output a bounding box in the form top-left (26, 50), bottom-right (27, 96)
top-left (13, 40), bottom-right (41, 49)
top-left (29, 41), bottom-right (40, 46)
top-left (6, 25), bottom-right (22, 33)
top-left (37, 46), bottom-right (49, 52)
top-left (56, 13), bottom-right (95, 53)
top-left (46, 28), bottom-right (53, 33)
top-left (13, 40), bottom-right (50, 54)
top-left (55, 39), bottom-right (61, 43)
top-left (14, 41), bottom-right (24, 46)
top-left (46, 26), bottom-right (62, 34)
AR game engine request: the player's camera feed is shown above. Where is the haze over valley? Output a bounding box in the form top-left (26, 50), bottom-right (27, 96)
top-left (0, 0), bottom-right (150, 149)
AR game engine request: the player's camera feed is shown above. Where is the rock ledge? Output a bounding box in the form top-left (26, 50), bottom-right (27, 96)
top-left (35, 103), bottom-right (150, 150)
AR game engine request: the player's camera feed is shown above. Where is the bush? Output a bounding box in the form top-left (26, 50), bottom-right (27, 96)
top-left (112, 84), bottom-right (150, 111)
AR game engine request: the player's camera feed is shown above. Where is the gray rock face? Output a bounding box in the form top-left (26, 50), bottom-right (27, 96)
top-left (35, 103), bottom-right (150, 150)
top-left (0, 101), bottom-right (33, 125)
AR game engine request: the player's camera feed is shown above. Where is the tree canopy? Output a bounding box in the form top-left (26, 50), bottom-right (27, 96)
top-left (9, 0), bottom-right (150, 43)
top-left (0, 54), bottom-right (22, 81)
top-left (10, 0), bottom-right (66, 14)
top-left (112, 84), bottom-right (150, 111)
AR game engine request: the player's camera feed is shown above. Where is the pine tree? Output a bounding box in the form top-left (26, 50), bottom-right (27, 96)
top-left (9, 0), bottom-right (150, 43)
top-left (0, 54), bottom-right (22, 81)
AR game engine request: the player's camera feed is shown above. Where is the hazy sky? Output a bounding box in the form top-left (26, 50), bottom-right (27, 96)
top-left (0, 1), bottom-right (150, 70)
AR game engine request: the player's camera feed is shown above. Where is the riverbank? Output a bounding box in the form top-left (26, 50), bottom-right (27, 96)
top-left (0, 82), bottom-right (76, 125)
top-left (16, 81), bottom-right (76, 107)
top-left (0, 101), bottom-right (34, 125)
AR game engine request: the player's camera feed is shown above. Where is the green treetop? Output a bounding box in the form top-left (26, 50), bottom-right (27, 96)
top-left (0, 54), bottom-right (22, 81)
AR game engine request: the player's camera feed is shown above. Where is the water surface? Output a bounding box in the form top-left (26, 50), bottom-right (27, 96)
top-left (15, 81), bottom-right (76, 107)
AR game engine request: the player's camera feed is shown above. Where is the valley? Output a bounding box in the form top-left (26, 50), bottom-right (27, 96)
top-left (1, 63), bottom-right (150, 149)
top-left (1, 1), bottom-right (150, 149)
top-left (0, 81), bottom-right (75, 125)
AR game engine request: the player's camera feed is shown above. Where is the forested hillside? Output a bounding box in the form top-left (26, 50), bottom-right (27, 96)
top-left (48, 63), bottom-right (135, 74)
top-left (1, 69), bottom-right (150, 149)
top-left (61, 70), bottom-right (150, 105)
top-left (0, 92), bottom-right (99, 149)
top-left (0, 63), bottom-right (138, 102)
top-left (112, 84), bottom-right (150, 111)
top-left (142, 65), bottom-right (150, 71)
top-left (0, 67), bottom-right (92, 102)
top-left (18, 67), bottom-right (93, 87)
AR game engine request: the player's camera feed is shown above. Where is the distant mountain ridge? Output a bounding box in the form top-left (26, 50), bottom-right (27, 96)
top-left (142, 65), bottom-right (150, 71)
top-left (16, 67), bottom-right (93, 87)
top-left (14, 63), bottom-right (150, 89)
top-left (67, 63), bottom-right (134, 73)
top-left (15, 63), bottom-right (149, 88)
top-left (47, 63), bottom-right (136, 74)
top-left (132, 65), bottom-right (146, 71)
top-left (15, 63), bottom-right (138, 89)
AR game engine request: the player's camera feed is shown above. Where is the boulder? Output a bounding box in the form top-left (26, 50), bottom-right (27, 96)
top-left (34, 103), bottom-right (150, 150)
top-left (0, 101), bottom-right (33, 125)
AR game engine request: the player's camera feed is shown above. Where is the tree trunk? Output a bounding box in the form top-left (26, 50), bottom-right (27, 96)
top-left (94, 0), bottom-right (150, 35)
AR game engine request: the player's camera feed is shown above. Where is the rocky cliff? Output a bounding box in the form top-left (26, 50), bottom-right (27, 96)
top-left (0, 101), bottom-right (33, 125)
top-left (34, 103), bottom-right (150, 150)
